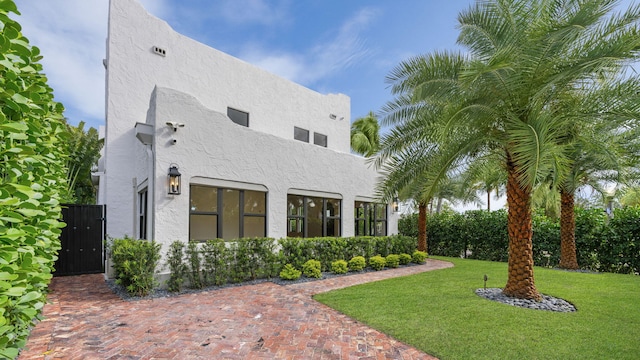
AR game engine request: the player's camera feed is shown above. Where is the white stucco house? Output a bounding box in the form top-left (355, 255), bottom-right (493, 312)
top-left (96, 0), bottom-right (398, 267)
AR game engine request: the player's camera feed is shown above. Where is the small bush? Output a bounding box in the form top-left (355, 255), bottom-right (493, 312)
top-left (386, 254), bottom-right (400, 268)
top-left (186, 241), bottom-right (203, 289)
top-left (348, 256), bottom-right (367, 271)
top-left (302, 259), bottom-right (322, 278)
top-left (369, 255), bottom-right (386, 271)
top-left (412, 250), bottom-right (428, 264)
top-left (331, 260), bottom-right (348, 274)
top-left (111, 237), bottom-right (161, 296)
top-left (399, 253), bottom-right (412, 265)
top-left (165, 241), bottom-right (186, 292)
top-left (279, 264), bottom-right (302, 280)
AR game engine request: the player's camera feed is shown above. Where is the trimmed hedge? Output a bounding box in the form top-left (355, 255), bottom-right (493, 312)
top-left (0, 1), bottom-right (69, 357)
top-left (279, 235), bottom-right (416, 271)
top-left (399, 207), bottom-right (640, 274)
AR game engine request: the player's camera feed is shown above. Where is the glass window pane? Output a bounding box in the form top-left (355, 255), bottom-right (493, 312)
top-left (190, 214), bottom-right (217, 241)
top-left (307, 197), bottom-right (323, 237)
top-left (314, 132), bottom-right (327, 147)
top-left (222, 189), bottom-right (240, 240)
top-left (355, 201), bottom-right (365, 219)
top-left (376, 204), bottom-right (387, 220)
top-left (355, 219), bottom-right (366, 236)
top-left (190, 185), bottom-right (217, 212)
top-left (375, 221), bottom-right (387, 236)
top-left (327, 217), bottom-right (340, 237)
top-left (287, 195), bottom-right (304, 216)
top-left (294, 127), bottom-right (309, 142)
top-left (287, 218), bottom-right (304, 237)
top-left (244, 217), bottom-right (265, 238)
top-left (244, 190), bottom-right (266, 214)
top-left (326, 198), bottom-right (340, 217)
top-left (228, 107), bottom-right (249, 127)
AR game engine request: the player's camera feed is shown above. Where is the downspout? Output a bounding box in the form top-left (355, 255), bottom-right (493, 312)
top-left (132, 177), bottom-right (137, 236)
top-left (146, 144), bottom-right (154, 241)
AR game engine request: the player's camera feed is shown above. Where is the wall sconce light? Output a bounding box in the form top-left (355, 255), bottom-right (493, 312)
top-left (168, 165), bottom-right (181, 195)
top-left (392, 197), bottom-right (399, 213)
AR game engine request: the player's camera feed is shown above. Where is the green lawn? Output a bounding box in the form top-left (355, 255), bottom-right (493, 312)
top-left (314, 256), bottom-right (640, 360)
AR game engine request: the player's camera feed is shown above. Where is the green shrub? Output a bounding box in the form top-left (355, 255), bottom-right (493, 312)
top-left (331, 260), bottom-right (348, 274)
top-left (111, 237), bottom-right (161, 296)
top-left (399, 253), bottom-right (412, 265)
top-left (186, 241), bottom-right (203, 289)
top-left (348, 256), bottom-right (366, 271)
top-left (165, 241), bottom-right (186, 292)
top-left (385, 254), bottom-right (400, 268)
top-left (412, 250), bottom-right (428, 264)
top-left (302, 259), bottom-right (322, 278)
top-left (279, 264), bottom-right (302, 280)
top-left (201, 239), bottom-right (229, 286)
top-left (369, 255), bottom-right (386, 270)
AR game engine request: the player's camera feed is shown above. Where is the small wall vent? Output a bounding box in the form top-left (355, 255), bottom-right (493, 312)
top-left (152, 46), bottom-right (167, 57)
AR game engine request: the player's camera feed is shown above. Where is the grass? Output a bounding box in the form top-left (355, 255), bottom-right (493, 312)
top-left (314, 256), bottom-right (640, 360)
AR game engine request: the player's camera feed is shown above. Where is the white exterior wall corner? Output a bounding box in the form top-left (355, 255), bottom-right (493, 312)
top-left (104, 0), bottom-right (398, 258)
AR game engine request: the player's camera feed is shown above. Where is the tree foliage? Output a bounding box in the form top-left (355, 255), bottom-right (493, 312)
top-left (0, 1), bottom-right (68, 357)
top-left (64, 121), bottom-right (102, 204)
top-left (377, 0), bottom-right (640, 299)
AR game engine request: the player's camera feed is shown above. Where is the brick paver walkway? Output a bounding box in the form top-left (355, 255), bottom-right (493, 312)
top-left (19, 259), bottom-right (452, 359)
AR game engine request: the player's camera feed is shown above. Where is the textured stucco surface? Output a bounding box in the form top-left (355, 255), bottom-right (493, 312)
top-left (102, 0), bottom-right (397, 264)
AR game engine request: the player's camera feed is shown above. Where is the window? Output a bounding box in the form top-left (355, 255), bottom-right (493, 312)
top-left (138, 189), bottom-right (148, 239)
top-left (355, 201), bottom-right (387, 236)
top-left (294, 127), bottom-right (309, 142)
top-left (287, 195), bottom-right (341, 237)
top-left (227, 107), bottom-right (249, 127)
top-left (189, 185), bottom-right (266, 241)
top-left (314, 132), bottom-right (327, 147)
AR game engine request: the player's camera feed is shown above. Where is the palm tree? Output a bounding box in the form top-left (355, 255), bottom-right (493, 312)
top-left (350, 111), bottom-right (380, 157)
top-left (377, 0), bottom-right (640, 300)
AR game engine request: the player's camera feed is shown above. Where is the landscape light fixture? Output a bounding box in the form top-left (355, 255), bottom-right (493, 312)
top-left (168, 165), bottom-right (181, 195)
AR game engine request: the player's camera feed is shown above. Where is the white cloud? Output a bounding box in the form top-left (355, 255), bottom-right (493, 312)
top-left (14, 1), bottom-right (109, 127)
top-left (240, 7), bottom-right (379, 87)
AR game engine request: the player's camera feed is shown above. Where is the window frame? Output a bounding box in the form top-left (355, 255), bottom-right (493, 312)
top-left (294, 126), bottom-right (310, 142)
top-left (227, 107), bottom-right (249, 127)
top-left (287, 194), bottom-right (341, 238)
top-left (189, 185), bottom-right (267, 241)
top-left (354, 201), bottom-right (387, 236)
top-left (313, 132), bottom-right (327, 147)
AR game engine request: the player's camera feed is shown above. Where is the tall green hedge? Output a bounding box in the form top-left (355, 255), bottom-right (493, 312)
top-left (0, 1), bottom-right (68, 357)
top-left (399, 207), bottom-right (639, 274)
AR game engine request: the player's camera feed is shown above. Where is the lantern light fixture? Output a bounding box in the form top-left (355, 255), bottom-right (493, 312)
top-left (392, 197), bottom-right (399, 213)
top-left (168, 165), bottom-right (181, 195)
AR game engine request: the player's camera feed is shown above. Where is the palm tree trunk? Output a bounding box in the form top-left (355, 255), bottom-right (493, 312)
top-left (559, 189), bottom-right (579, 269)
top-left (487, 190), bottom-right (491, 211)
top-left (436, 197), bottom-right (443, 213)
top-left (418, 201), bottom-right (427, 253)
top-left (503, 156), bottom-right (541, 300)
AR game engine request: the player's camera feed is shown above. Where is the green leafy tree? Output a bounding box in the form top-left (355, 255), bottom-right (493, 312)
top-left (64, 121), bottom-right (103, 204)
top-left (0, 1), bottom-right (68, 356)
top-left (350, 111), bottom-right (380, 157)
top-left (377, 0), bottom-right (640, 299)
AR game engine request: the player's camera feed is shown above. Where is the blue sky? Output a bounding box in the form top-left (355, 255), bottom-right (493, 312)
top-left (15, 0), bottom-right (477, 131)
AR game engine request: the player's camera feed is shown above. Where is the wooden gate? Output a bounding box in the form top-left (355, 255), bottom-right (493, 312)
top-left (55, 204), bottom-right (106, 276)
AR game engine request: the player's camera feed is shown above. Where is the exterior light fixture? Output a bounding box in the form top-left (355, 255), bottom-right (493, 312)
top-left (168, 165), bottom-right (181, 195)
top-left (392, 197), bottom-right (399, 213)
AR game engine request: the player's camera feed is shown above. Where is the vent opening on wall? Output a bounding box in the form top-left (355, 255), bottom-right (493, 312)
top-left (152, 46), bottom-right (167, 57)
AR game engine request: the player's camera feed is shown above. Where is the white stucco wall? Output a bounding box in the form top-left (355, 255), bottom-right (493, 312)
top-left (103, 0), bottom-right (398, 252)
top-left (104, 0), bottom-right (353, 237)
top-left (148, 87), bottom-right (397, 248)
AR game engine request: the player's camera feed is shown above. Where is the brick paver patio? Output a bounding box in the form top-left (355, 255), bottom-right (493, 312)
top-left (19, 259), bottom-right (452, 359)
